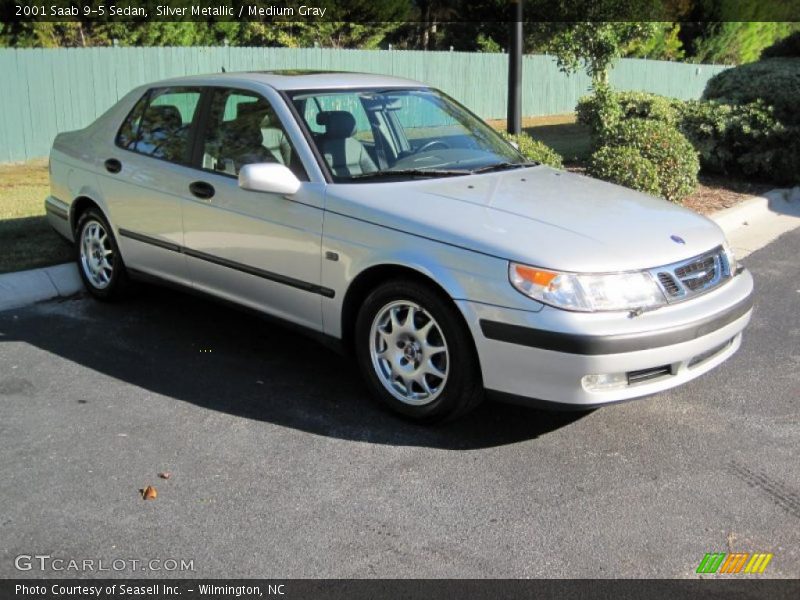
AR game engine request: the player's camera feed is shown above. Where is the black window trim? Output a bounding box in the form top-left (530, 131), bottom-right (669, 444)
top-left (113, 85), bottom-right (206, 169)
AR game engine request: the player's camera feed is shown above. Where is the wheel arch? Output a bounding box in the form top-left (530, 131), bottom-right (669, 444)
top-left (70, 195), bottom-right (110, 234)
top-left (340, 263), bottom-right (479, 364)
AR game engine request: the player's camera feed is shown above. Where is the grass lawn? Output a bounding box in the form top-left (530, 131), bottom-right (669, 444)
top-left (0, 160), bottom-right (73, 274)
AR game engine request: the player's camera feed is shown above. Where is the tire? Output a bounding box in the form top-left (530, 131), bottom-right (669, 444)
top-left (355, 279), bottom-right (484, 423)
top-left (75, 207), bottom-right (128, 301)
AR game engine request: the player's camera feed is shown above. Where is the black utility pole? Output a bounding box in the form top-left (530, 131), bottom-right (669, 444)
top-left (507, 0), bottom-right (523, 134)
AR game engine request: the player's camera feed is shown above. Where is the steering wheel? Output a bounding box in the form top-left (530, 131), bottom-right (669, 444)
top-left (415, 140), bottom-right (450, 153)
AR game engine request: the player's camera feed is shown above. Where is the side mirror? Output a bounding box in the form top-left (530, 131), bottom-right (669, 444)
top-left (238, 163), bottom-right (301, 195)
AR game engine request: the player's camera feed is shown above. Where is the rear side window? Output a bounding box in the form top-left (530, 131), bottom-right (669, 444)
top-left (115, 87), bottom-right (202, 165)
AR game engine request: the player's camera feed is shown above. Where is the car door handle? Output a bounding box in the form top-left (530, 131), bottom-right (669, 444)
top-left (104, 158), bottom-right (122, 174)
top-left (189, 181), bottom-right (215, 200)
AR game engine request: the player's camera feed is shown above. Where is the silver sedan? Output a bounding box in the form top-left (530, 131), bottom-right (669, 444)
top-left (45, 71), bottom-right (753, 422)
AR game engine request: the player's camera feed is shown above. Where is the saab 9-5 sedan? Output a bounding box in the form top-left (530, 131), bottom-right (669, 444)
top-left (45, 71), bottom-right (753, 422)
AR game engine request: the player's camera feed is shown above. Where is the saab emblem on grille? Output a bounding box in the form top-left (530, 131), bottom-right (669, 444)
top-left (670, 235), bottom-right (686, 244)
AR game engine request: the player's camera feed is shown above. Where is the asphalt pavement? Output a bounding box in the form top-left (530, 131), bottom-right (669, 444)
top-left (0, 229), bottom-right (798, 579)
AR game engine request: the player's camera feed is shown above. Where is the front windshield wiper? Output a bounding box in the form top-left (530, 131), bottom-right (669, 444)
top-left (470, 161), bottom-right (539, 174)
top-left (349, 168), bottom-right (470, 181)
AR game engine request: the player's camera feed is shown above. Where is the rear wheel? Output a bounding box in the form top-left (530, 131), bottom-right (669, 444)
top-left (75, 208), bottom-right (128, 300)
top-left (355, 279), bottom-right (484, 422)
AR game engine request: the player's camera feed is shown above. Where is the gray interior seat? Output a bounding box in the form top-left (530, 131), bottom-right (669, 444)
top-left (316, 111), bottom-right (377, 177)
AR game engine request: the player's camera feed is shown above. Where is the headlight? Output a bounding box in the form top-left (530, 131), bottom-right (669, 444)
top-left (509, 262), bottom-right (667, 312)
top-left (722, 241), bottom-right (737, 275)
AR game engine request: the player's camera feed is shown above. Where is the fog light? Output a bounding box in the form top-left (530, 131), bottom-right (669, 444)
top-left (582, 372), bottom-right (628, 392)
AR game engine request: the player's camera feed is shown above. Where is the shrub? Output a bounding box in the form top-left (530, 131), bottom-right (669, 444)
top-left (761, 31), bottom-right (800, 59)
top-left (702, 57), bottom-right (800, 125)
top-left (577, 88), bottom-right (682, 144)
top-left (678, 99), bottom-right (789, 181)
top-left (576, 85), bottom-right (622, 140)
top-left (602, 119), bottom-right (699, 202)
top-left (588, 146), bottom-right (661, 197)
top-left (501, 131), bottom-right (563, 168)
top-left (614, 91), bottom-right (683, 126)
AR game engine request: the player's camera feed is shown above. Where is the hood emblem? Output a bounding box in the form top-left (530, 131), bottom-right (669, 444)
top-left (670, 235), bottom-right (686, 245)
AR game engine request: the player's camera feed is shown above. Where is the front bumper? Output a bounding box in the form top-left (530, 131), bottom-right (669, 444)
top-left (459, 268), bottom-right (754, 408)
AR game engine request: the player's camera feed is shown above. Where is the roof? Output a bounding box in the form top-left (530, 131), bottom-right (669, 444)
top-left (152, 70), bottom-right (427, 91)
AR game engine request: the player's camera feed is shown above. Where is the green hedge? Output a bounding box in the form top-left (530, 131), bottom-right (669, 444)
top-left (678, 100), bottom-right (796, 182)
top-left (702, 57), bottom-right (800, 125)
top-left (588, 146), bottom-right (661, 197)
top-left (577, 83), bottom-right (800, 185)
top-left (500, 131), bottom-right (564, 169)
top-left (602, 119), bottom-right (699, 202)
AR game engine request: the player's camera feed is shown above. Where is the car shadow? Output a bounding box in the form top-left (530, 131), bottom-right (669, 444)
top-left (0, 284), bottom-right (589, 449)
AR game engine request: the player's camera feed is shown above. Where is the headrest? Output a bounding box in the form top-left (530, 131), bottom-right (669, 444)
top-left (143, 105), bottom-right (182, 131)
top-left (236, 100), bottom-right (270, 124)
top-left (316, 111), bottom-right (356, 139)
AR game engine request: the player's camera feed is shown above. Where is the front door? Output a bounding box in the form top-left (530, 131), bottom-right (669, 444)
top-left (181, 87), bottom-right (326, 331)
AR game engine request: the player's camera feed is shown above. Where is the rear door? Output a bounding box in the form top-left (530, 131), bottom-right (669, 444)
top-left (101, 87), bottom-right (203, 285)
top-left (180, 86), bottom-right (327, 331)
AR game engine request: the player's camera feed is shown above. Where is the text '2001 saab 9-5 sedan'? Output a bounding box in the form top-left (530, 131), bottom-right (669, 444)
top-left (45, 71), bottom-right (753, 422)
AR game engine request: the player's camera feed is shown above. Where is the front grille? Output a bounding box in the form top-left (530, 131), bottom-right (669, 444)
top-left (675, 255), bottom-right (717, 290)
top-left (627, 365), bottom-right (672, 385)
top-left (650, 246), bottom-right (732, 303)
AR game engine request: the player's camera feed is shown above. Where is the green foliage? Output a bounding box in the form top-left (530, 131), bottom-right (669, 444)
top-left (601, 119), bottom-right (699, 203)
top-left (575, 83), bottom-right (622, 142)
top-left (500, 132), bottom-right (563, 169)
top-left (625, 22), bottom-right (685, 61)
top-left (679, 100), bottom-right (799, 184)
top-left (576, 88), bottom-right (682, 142)
top-left (614, 91), bottom-right (683, 126)
top-left (702, 57), bottom-right (800, 125)
top-left (588, 146), bottom-right (661, 197)
top-left (548, 22), bottom-right (659, 86)
top-left (761, 31), bottom-right (800, 59)
top-left (689, 22), bottom-right (800, 65)
top-left (476, 33), bottom-right (501, 53)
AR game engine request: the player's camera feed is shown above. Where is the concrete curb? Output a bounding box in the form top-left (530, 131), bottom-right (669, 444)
top-left (0, 263), bottom-right (82, 312)
top-left (1, 186), bottom-right (799, 313)
top-left (709, 186), bottom-right (800, 259)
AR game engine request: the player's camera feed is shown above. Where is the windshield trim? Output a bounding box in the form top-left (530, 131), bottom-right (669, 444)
top-left (283, 86), bottom-right (527, 184)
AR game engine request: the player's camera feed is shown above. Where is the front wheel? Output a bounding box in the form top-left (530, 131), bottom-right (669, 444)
top-left (75, 208), bottom-right (128, 300)
top-left (355, 280), bottom-right (484, 423)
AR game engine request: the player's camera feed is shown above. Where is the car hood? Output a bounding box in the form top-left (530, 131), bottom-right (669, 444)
top-left (324, 165), bottom-right (726, 272)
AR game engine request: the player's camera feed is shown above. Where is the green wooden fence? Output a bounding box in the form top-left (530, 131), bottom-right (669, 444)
top-left (0, 47), bottom-right (728, 163)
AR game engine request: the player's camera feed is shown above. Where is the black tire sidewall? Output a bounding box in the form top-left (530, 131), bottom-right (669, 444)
top-left (355, 279), bottom-right (483, 422)
top-left (75, 208), bottom-right (126, 300)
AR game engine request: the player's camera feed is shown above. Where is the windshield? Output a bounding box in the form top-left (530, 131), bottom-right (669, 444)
top-left (288, 88), bottom-right (529, 182)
